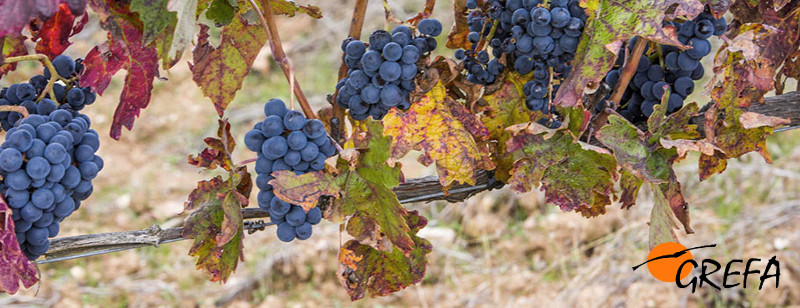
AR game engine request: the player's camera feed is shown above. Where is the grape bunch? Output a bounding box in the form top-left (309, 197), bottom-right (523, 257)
top-left (457, 0), bottom-right (587, 114)
top-left (604, 11), bottom-right (726, 122)
top-left (244, 99), bottom-right (336, 242)
top-left (336, 18), bottom-right (443, 120)
top-left (0, 110), bottom-right (102, 260)
top-left (0, 55), bottom-right (96, 131)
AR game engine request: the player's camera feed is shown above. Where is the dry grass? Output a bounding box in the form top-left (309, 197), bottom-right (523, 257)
top-left (2, 1), bottom-right (800, 307)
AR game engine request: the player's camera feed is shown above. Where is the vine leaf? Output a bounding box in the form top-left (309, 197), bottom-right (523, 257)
top-left (80, 18), bottom-right (159, 140)
top-left (181, 188), bottom-right (245, 283)
top-left (506, 122), bottom-right (618, 217)
top-left (165, 0), bottom-right (197, 64)
top-left (272, 120), bottom-right (416, 254)
top-left (649, 184), bottom-right (680, 250)
top-left (131, 0), bottom-right (176, 45)
top-left (595, 114), bottom-right (670, 183)
top-left (555, 0), bottom-right (704, 107)
top-left (183, 119), bottom-right (251, 283)
top-left (477, 71), bottom-right (538, 181)
top-left (270, 171), bottom-right (338, 210)
top-left (188, 119), bottom-right (237, 171)
top-left (338, 210), bottom-right (431, 301)
top-left (0, 35), bottom-right (28, 78)
top-left (190, 14), bottom-right (267, 116)
top-left (445, 0), bottom-right (470, 49)
top-left (268, 0), bottom-right (323, 19)
top-left (701, 22), bottom-right (795, 180)
top-left (32, 3), bottom-right (84, 58)
top-left (657, 174), bottom-right (692, 233)
top-left (383, 81), bottom-right (495, 190)
top-left (0, 0), bottom-right (60, 37)
top-left (0, 198), bottom-right (38, 294)
top-left (619, 170), bottom-right (643, 209)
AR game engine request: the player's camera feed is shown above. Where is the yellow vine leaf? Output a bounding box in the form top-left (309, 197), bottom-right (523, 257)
top-left (383, 81), bottom-right (494, 190)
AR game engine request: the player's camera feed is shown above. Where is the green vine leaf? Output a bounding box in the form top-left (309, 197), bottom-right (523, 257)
top-left (595, 115), bottom-right (670, 183)
top-left (272, 120), bottom-right (416, 254)
top-left (131, 0), bottom-right (176, 45)
top-left (649, 184), bottom-right (680, 249)
top-left (338, 210), bottom-right (431, 301)
top-left (506, 122), bottom-right (618, 217)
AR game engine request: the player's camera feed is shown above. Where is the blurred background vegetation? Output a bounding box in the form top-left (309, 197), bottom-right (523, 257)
top-left (1, 0), bottom-right (799, 306)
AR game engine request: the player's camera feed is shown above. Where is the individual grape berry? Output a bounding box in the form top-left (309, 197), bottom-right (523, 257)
top-left (276, 222), bottom-right (296, 242)
top-left (418, 19), bottom-right (443, 36)
top-left (52, 55), bottom-right (76, 78)
top-left (295, 222), bottom-right (313, 240)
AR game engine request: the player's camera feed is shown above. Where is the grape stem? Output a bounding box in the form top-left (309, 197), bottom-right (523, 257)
top-left (382, 0), bottom-right (403, 30)
top-left (331, 0), bottom-right (370, 143)
top-left (236, 158), bottom-right (258, 166)
top-left (2, 54), bottom-right (72, 103)
top-left (247, 0), bottom-right (316, 120)
top-left (0, 106), bottom-right (30, 118)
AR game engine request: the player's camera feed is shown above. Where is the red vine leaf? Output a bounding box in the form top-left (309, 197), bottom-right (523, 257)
top-left (0, 35), bottom-right (28, 78)
top-left (32, 3), bottom-right (81, 58)
top-left (506, 122), bottom-right (618, 217)
top-left (188, 119), bottom-right (237, 171)
top-left (80, 19), bottom-right (158, 140)
top-left (190, 15), bottom-right (267, 116)
top-left (383, 81), bottom-right (495, 190)
top-left (0, 198), bottom-right (38, 294)
top-left (338, 210), bottom-right (431, 301)
top-left (706, 0), bottom-right (733, 18)
top-left (555, 0), bottom-right (705, 107)
top-left (0, 0), bottom-right (59, 37)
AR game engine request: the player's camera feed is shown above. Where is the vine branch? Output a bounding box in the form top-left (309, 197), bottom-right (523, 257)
top-left (248, 0), bottom-right (316, 119)
top-left (38, 91), bottom-right (800, 264)
top-left (331, 0), bottom-right (369, 143)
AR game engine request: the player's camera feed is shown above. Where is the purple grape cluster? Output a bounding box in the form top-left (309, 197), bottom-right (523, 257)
top-left (336, 19), bottom-right (442, 120)
top-left (604, 11), bottom-right (726, 121)
top-left (457, 0), bottom-right (587, 114)
top-left (1, 110), bottom-right (101, 260)
top-left (0, 55), bottom-right (96, 131)
top-left (244, 99), bottom-right (336, 242)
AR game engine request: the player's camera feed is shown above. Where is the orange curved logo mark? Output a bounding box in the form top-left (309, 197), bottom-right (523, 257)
top-left (646, 242), bottom-right (694, 282)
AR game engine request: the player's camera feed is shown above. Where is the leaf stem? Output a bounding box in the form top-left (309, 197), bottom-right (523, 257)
top-left (331, 0), bottom-right (369, 143)
top-left (248, 0), bottom-right (316, 120)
